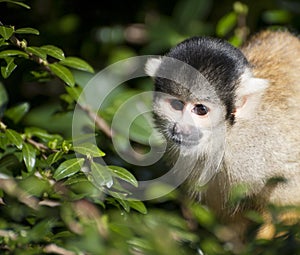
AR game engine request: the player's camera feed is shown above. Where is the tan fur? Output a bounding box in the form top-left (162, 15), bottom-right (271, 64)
top-left (201, 30), bottom-right (300, 249)
top-left (242, 30), bottom-right (300, 109)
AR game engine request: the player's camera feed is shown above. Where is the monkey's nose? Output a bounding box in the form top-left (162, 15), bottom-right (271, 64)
top-left (171, 122), bottom-right (202, 145)
top-left (172, 123), bottom-right (181, 135)
top-left (172, 123), bottom-right (193, 136)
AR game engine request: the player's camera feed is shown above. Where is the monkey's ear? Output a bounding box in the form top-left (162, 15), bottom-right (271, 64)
top-left (145, 57), bottom-right (162, 77)
top-left (234, 70), bottom-right (269, 119)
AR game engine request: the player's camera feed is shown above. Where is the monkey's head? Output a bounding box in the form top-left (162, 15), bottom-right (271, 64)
top-left (146, 37), bottom-right (268, 157)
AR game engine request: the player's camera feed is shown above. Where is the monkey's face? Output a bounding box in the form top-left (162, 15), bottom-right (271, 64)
top-left (153, 91), bottom-right (226, 155)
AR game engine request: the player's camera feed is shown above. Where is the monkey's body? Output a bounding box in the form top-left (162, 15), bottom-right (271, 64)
top-left (146, 30), bottom-right (300, 247)
top-left (204, 30), bottom-right (300, 226)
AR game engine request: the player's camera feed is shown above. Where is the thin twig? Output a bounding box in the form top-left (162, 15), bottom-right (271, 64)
top-left (43, 244), bottom-right (76, 255)
top-left (27, 137), bottom-right (49, 151)
top-left (79, 103), bottom-right (114, 138)
top-left (0, 178), bottom-right (39, 210)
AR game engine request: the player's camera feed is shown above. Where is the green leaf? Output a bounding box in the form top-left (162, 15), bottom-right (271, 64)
top-left (73, 143), bottom-right (105, 158)
top-left (0, 25), bottom-right (14, 40)
top-left (90, 161), bottom-right (113, 188)
top-left (49, 63), bottom-right (75, 87)
top-left (65, 86), bottom-right (83, 101)
top-left (46, 151), bottom-right (65, 165)
top-left (127, 238), bottom-right (152, 251)
top-left (190, 203), bottom-right (216, 228)
top-left (0, 50), bottom-right (28, 58)
top-left (263, 9), bottom-right (291, 24)
top-left (128, 200), bottom-right (147, 214)
top-left (109, 165), bottom-right (138, 187)
top-left (110, 194), bottom-right (130, 212)
top-left (29, 70), bottom-right (51, 82)
top-left (54, 158), bottom-right (85, 181)
top-left (60, 57), bottom-right (94, 73)
top-left (216, 12), bottom-right (237, 37)
top-left (41, 45), bottom-right (65, 60)
top-left (26, 46), bottom-right (47, 60)
top-left (107, 190), bottom-right (130, 211)
top-left (19, 176), bottom-right (50, 197)
top-left (1, 57), bottom-right (17, 78)
top-left (0, 82), bottom-right (8, 117)
top-left (0, 38), bottom-right (9, 47)
top-left (15, 27), bottom-right (39, 35)
top-left (6, 128), bottom-right (23, 149)
top-left (0, 0), bottom-right (30, 9)
top-left (24, 127), bottom-right (63, 143)
top-left (0, 154), bottom-right (20, 174)
top-left (5, 102), bottom-right (30, 124)
top-left (22, 143), bottom-right (36, 172)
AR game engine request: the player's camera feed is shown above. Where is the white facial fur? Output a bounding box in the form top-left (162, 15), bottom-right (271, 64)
top-left (153, 92), bottom-right (226, 156)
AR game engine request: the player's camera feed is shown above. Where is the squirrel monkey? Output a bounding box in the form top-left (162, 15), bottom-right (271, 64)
top-left (145, 30), bottom-right (300, 249)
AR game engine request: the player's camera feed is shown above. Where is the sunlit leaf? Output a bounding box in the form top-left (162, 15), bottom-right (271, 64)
top-left (65, 86), bottom-right (83, 101)
top-left (22, 143), bottom-right (36, 172)
top-left (127, 237), bottom-right (152, 251)
top-left (108, 191), bottom-right (130, 212)
top-left (49, 63), bottom-right (75, 87)
top-left (0, 38), bottom-right (9, 47)
top-left (41, 45), bottom-right (65, 60)
top-left (26, 46), bottom-right (47, 60)
top-left (90, 161), bottom-right (113, 188)
top-left (1, 57), bottom-right (17, 78)
top-left (24, 127), bottom-right (63, 143)
top-left (0, 0), bottom-right (30, 9)
top-left (0, 50), bottom-right (28, 58)
top-left (60, 57), bottom-right (94, 73)
top-left (5, 102), bottom-right (30, 124)
top-left (73, 143), bottom-right (105, 158)
top-left (190, 203), bottom-right (216, 228)
top-left (15, 27), bottom-right (39, 35)
top-left (46, 151), bottom-right (65, 166)
top-left (54, 158), bottom-right (85, 180)
top-left (29, 70), bottom-right (51, 82)
top-left (6, 128), bottom-right (23, 149)
top-left (0, 25), bottom-right (14, 40)
top-left (216, 12), bottom-right (237, 37)
top-left (128, 200), bottom-right (147, 214)
top-left (109, 165), bottom-right (138, 187)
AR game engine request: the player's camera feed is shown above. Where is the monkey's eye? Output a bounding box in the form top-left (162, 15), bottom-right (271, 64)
top-left (170, 99), bottom-right (184, 111)
top-left (192, 104), bottom-right (209, 116)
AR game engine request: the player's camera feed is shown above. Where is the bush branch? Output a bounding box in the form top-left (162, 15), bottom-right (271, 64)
top-left (79, 104), bottom-right (114, 138)
top-left (44, 244), bottom-right (76, 255)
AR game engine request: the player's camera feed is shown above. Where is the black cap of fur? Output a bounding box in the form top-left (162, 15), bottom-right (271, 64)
top-left (155, 36), bottom-right (249, 124)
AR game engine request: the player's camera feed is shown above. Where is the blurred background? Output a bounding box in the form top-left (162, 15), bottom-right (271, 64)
top-left (2, 0), bottom-right (300, 69)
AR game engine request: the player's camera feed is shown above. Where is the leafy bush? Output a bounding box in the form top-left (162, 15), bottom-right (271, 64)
top-left (0, 0), bottom-right (300, 254)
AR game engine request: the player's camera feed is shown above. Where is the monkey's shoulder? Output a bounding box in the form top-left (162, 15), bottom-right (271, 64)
top-left (241, 30), bottom-right (300, 106)
top-left (241, 30), bottom-right (300, 75)
top-left (241, 30), bottom-right (300, 55)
